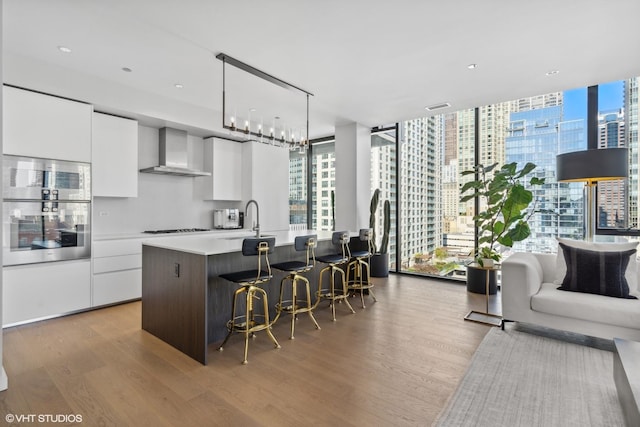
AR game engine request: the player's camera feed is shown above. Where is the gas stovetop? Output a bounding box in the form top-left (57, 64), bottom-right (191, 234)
top-left (143, 228), bottom-right (211, 234)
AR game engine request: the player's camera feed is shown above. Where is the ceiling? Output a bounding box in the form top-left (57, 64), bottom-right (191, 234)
top-left (4, 0), bottom-right (640, 139)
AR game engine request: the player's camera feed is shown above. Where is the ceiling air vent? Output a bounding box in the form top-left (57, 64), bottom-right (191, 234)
top-left (425, 102), bottom-right (451, 111)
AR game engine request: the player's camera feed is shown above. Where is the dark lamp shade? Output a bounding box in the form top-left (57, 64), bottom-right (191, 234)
top-left (556, 148), bottom-right (628, 183)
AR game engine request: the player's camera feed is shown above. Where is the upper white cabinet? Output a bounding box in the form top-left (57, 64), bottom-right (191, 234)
top-left (3, 86), bottom-right (92, 162)
top-left (92, 112), bottom-right (139, 197)
top-left (202, 137), bottom-right (242, 201)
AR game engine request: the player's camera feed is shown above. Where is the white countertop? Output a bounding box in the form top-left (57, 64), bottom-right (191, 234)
top-left (140, 229), bottom-right (338, 256)
top-left (93, 228), bottom-right (258, 241)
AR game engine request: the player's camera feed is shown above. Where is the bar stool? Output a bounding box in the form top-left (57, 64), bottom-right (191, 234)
top-left (314, 230), bottom-right (356, 321)
top-left (347, 228), bottom-right (378, 308)
top-left (217, 237), bottom-right (280, 364)
top-left (271, 234), bottom-right (321, 339)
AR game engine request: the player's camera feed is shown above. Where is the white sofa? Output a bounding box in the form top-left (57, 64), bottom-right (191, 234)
top-left (501, 251), bottom-right (640, 341)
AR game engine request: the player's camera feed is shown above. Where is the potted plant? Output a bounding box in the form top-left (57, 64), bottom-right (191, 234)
top-left (369, 188), bottom-right (391, 277)
top-left (460, 162), bottom-right (544, 293)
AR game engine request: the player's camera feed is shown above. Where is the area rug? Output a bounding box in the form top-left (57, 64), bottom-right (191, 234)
top-left (434, 324), bottom-right (625, 426)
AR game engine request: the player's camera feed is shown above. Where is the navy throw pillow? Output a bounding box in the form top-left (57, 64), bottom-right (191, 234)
top-left (557, 242), bottom-right (637, 299)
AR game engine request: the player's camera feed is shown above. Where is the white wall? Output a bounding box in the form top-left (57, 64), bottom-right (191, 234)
top-left (0, 2), bottom-right (7, 392)
top-left (93, 125), bottom-right (240, 234)
top-left (335, 122), bottom-right (371, 232)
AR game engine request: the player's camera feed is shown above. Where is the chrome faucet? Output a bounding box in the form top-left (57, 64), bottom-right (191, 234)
top-left (245, 199), bottom-right (260, 238)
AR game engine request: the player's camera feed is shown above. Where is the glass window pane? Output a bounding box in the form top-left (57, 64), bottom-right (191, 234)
top-left (310, 140), bottom-right (335, 231)
top-left (370, 127), bottom-right (397, 269)
top-left (596, 78), bottom-right (636, 231)
top-left (289, 149), bottom-right (307, 229)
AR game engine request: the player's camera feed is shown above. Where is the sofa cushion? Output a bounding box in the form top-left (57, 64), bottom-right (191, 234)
top-left (532, 282), bottom-right (640, 330)
top-left (557, 242), bottom-right (637, 299)
top-left (553, 238), bottom-right (639, 296)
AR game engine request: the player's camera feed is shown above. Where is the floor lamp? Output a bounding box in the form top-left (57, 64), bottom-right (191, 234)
top-left (556, 148), bottom-right (628, 241)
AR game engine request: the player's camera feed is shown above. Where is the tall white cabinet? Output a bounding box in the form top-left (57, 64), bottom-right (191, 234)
top-left (92, 112), bottom-right (138, 197)
top-left (2, 86), bottom-right (93, 326)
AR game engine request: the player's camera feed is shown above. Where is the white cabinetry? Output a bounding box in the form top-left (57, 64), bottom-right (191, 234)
top-left (92, 113), bottom-right (139, 197)
top-left (3, 260), bottom-right (91, 326)
top-left (3, 86), bottom-right (92, 161)
top-left (243, 141), bottom-right (290, 231)
top-left (92, 238), bottom-right (142, 307)
top-left (202, 137), bottom-right (243, 201)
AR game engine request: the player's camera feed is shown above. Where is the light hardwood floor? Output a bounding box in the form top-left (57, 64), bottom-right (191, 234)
top-left (0, 274), bottom-right (498, 426)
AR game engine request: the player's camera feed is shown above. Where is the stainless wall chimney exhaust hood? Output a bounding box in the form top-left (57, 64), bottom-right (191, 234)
top-left (139, 127), bottom-right (211, 177)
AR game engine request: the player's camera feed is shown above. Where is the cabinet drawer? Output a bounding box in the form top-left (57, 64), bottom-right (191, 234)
top-left (3, 260), bottom-right (91, 326)
top-left (93, 239), bottom-right (143, 258)
top-left (93, 254), bottom-right (141, 274)
top-left (93, 269), bottom-right (141, 307)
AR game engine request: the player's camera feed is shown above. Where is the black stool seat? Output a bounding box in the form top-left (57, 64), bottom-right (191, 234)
top-left (350, 250), bottom-right (369, 258)
top-left (270, 260), bottom-right (311, 272)
top-left (220, 269), bottom-right (271, 284)
top-left (316, 253), bottom-right (347, 264)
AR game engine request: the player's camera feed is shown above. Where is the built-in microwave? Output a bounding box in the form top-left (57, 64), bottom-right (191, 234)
top-left (2, 155), bottom-right (91, 266)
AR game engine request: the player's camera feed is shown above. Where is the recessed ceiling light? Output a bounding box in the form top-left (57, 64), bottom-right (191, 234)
top-left (174, 83), bottom-right (184, 89)
top-left (425, 102), bottom-right (451, 111)
top-left (57, 46), bottom-right (72, 53)
top-left (545, 70), bottom-right (560, 76)
top-left (121, 67), bottom-right (132, 73)
top-left (467, 63), bottom-right (478, 69)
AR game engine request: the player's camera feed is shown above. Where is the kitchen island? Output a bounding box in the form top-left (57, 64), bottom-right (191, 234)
top-left (141, 229), bottom-right (339, 364)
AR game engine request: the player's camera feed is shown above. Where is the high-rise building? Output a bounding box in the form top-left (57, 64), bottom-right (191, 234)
top-left (506, 96), bottom-right (586, 253)
top-left (309, 144), bottom-right (336, 231)
top-left (288, 150), bottom-right (307, 226)
top-left (626, 77), bottom-right (640, 228)
top-left (597, 109), bottom-right (626, 228)
top-left (397, 118), bottom-right (442, 270)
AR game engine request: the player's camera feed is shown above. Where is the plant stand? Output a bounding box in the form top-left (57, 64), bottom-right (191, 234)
top-left (464, 265), bottom-right (502, 327)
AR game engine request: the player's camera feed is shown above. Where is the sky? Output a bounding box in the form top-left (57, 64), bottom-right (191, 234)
top-left (563, 80), bottom-right (624, 121)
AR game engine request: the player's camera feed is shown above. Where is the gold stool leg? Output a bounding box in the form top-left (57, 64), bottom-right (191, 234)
top-left (301, 276), bottom-right (320, 331)
top-left (290, 276), bottom-right (297, 339)
top-left (338, 267), bottom-right (356, 315)
top-left (242, 287), bottom-right (253, 364)
top-left (357, 260), bottom-right (366, 308)
top-left (259, 287), bottom-right (281, 350)
top-left (272, 275), bottom-right (288, 325)
top-left (314, 265), bottom-right (330, 310)
top-left (218, 286), bottom-right (243, 351)
top-left (330, 267), bottom-right (338, 321)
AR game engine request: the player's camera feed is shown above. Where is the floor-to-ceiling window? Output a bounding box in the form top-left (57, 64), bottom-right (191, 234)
top-left (395, 75), bottom-right (639, 281)
top-left (370, 126), bottom-right (397, 269)
top-left (297, 75), bottom-right (640, 281)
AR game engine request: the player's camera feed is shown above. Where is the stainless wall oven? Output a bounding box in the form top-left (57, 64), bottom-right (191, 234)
top-left (3, 155), bottom-right (91, 266)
